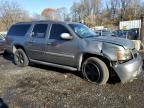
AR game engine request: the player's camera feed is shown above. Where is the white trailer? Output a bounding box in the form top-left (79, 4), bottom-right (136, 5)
top-left (120, 20), bottom-right (141, 30)
top-left (120, 20), bottom-right (142, 51)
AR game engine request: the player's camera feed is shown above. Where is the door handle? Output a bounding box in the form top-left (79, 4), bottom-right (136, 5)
top-left (28, 42), bottom-right (33, 44)
top-left (47, 43), bottom-right (52, 45)
top-left (47, 42), bottom-right (59, 47)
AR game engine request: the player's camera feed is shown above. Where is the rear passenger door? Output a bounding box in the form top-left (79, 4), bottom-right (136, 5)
top-left (26, 23), bottom-right (49, 61)
top-left (45, 24), bottom-right (79, 66)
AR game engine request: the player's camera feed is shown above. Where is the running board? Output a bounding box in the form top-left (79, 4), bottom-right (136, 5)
top-left (30, 59), bottom-right (77, 71)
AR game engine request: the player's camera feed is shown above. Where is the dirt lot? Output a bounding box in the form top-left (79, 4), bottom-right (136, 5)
top-left (0, 54), bottom-right (144, 108)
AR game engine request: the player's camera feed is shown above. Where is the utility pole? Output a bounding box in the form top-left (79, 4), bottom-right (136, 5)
top-left (140, 16), bottom-right (144, 42)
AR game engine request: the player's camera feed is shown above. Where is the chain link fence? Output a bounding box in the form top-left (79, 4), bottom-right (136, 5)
top-left (0, 32), bottom-right (7, 38)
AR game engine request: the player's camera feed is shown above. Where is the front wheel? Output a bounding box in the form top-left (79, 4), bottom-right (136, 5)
top-left (82, 57), bottom-right (109, 85)
top-left (14, 49), bottom-right (29, 67)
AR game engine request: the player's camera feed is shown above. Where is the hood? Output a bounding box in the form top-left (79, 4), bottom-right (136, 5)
top-left (85, 36), bottom-right (135, 49)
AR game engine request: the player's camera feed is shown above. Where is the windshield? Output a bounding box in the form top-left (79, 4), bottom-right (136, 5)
top-left (69, 24), bottom-right (97, 38)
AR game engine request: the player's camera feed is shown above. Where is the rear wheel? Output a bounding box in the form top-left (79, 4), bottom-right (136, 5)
top-left (82, 57), bottom-right (109, 85)
top-left (14, 49), bottom-right (29, 67)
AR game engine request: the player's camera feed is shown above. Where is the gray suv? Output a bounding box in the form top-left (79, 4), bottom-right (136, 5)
top-left (6, 20), bottom-right (143, 84)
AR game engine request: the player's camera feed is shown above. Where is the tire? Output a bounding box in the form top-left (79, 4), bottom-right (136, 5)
top-left (14, 49), bottom-right (29, 67)
top-left (82, 57), bottom-right (109, 85)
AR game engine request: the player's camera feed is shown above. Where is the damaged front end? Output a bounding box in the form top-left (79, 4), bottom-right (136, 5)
top-left (101, 42), bottom-right (143, 83)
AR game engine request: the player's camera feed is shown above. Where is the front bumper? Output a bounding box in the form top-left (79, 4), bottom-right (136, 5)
top-left (113, 54), bottom-right (143, 83)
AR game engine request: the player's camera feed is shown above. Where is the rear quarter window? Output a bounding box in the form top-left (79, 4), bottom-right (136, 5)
top-left (7, 24), bottom-right (31, 36)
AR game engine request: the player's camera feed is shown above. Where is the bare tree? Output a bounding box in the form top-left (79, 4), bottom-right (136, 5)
top-left (41, 7), bottom-right (70, 21)
top-left (71, 2), bottom-right (82, 22)
top-left (102, 0), bottom-right (144, 26)
top-left (32, 13), bottom-right (46, 20)
top-left (71, 0), bottom-right (102, 26)
top-left (117, 0), bottom-right (142, 20)
top-left (91, 0), bottom-right (101, 15)
top-left (109, 0), bottom-right (120, 19)
top-left (120, 0), bottom-right (130, 19)
top-left (0, 0), bottom-right (30, 30)
top-left (56, 7), bottom-right (69, 21)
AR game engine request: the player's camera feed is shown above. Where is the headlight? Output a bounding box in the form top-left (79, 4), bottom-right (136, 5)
top-left (116, 49), bottom-right (132, 61)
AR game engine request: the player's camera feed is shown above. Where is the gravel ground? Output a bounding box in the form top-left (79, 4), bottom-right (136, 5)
top-left (0, 54), bottom-right (144, 108)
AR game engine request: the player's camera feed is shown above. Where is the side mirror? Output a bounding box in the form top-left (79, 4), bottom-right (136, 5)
top-left (60, 33), bottom-right (73, 40)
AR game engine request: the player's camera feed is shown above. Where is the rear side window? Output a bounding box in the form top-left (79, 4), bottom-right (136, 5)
top-left (8, 24), bottom-right (31, 36)
top-left (50, 24), bottom-right (70, 40)
top-left (32, 24), bottom-right (48, 38)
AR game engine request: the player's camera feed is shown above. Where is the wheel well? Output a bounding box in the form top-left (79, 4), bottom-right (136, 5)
top-left (13, 44), bottom-right (26, 53)
top-left (81, 53), bottom-right (110, 68)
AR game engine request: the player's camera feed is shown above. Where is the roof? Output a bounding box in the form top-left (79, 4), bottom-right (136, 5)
top-left (16, 20), bottom-right (80, 25)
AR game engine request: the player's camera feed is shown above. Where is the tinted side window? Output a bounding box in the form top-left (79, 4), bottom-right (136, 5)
top-left (32, 24), bottom-right (48, 38)
top-left (50, 24), bottom-right (70, 40)
top-left (8, 24), bottom-right (31, 36)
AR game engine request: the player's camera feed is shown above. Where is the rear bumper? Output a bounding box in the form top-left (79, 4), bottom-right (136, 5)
top-left (113, 54), bottom-right (143, 83)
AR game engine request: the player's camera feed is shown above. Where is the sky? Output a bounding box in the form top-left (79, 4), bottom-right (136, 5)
top-left (7, 0), bottom-right (80, 15)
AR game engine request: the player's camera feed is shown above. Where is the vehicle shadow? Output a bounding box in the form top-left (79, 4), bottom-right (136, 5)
top-left (0, 98), bottom-right (9, 108)
top-left (30, 63), bottom-right (84, 79)
top-left (2, 52), bottom-right (14, 64)
top-left (29, 63), bottom-right (122, 84)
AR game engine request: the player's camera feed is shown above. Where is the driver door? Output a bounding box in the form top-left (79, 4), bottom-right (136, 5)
top-left (45, 24), bottom-right (79, 66)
